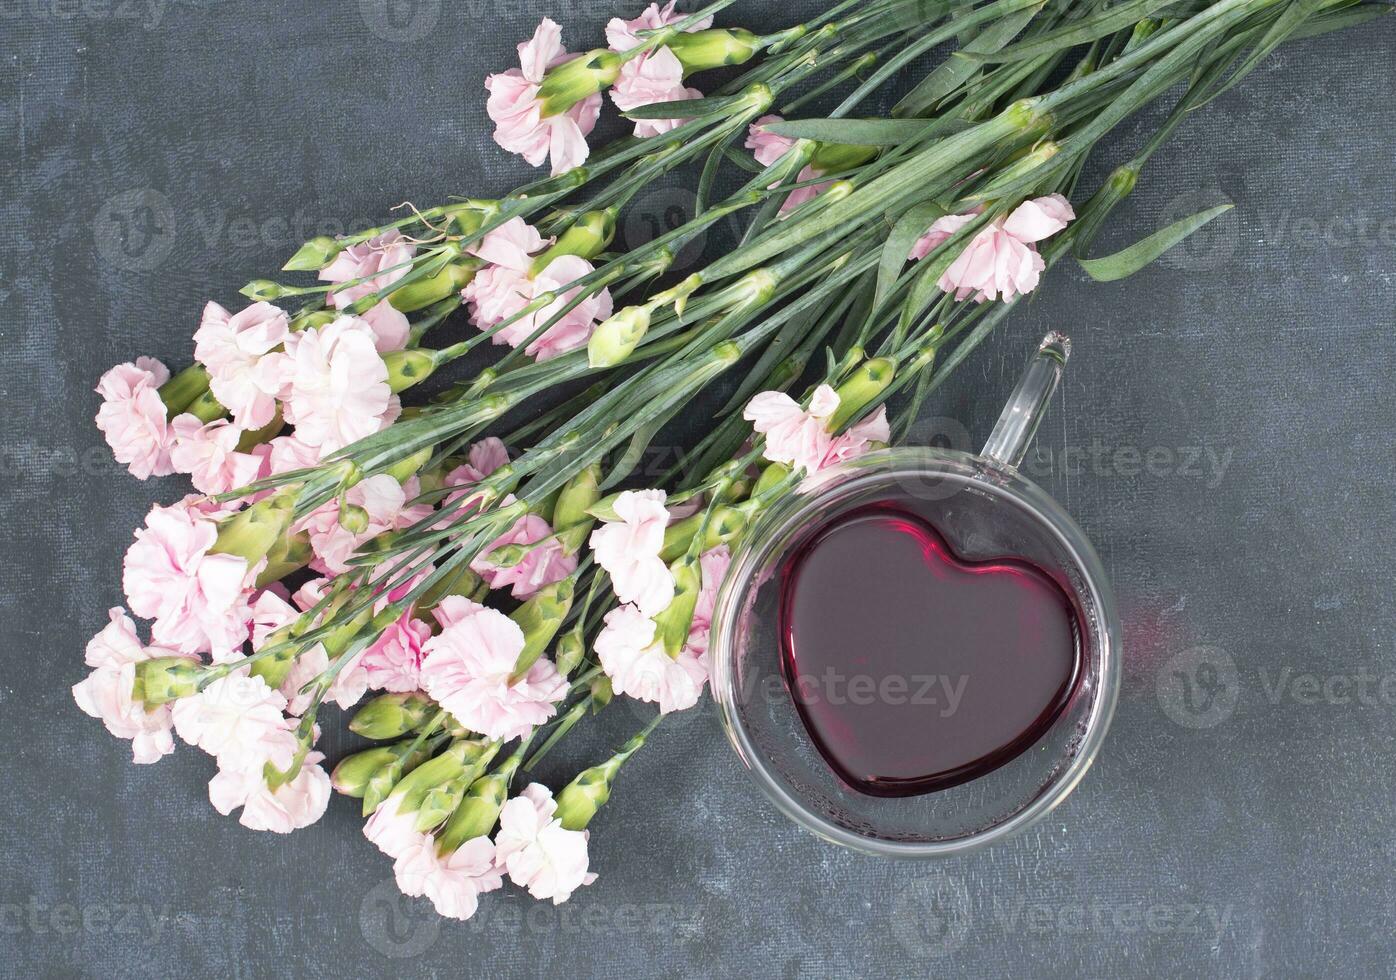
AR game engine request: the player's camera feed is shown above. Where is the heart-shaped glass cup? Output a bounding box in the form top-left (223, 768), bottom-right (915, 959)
top-left (708, 332), bottom-right (1120, 857)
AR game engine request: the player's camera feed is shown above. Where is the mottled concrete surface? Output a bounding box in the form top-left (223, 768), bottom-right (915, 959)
top-left (2, 2), bottom-right (1394, 976)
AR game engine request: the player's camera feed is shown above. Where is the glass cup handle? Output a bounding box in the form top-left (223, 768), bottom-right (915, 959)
top-left (981, 331), bottom-right (1071, 469)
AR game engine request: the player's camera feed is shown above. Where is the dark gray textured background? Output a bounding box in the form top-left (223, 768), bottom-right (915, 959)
top-left (3, 1), bottom-right (1394, 976)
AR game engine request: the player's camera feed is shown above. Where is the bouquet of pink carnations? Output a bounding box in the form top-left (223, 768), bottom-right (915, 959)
top-left (77, 0), bottom-right (1387, 919)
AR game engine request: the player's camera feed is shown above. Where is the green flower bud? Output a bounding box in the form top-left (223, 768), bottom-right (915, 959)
top-left (413, 741), bottom-right (501, 833)
top-left (587, 305), bottom-right (651, 368)
top-left (652, 272), bottom-right (702, 317)
top-left (157, 363), bottom-right (210, 417)
top-left (331, 739), bottom-right (432, 797)
top-left (185, 388), bottom-right (227, 424)
top-left (436, 770), bottom-right (509, 853)
top-left (210, 490), bottom-right (296, 566)
top-left (332, 746), bottom-right (399, 797)
top-left (734, 268), bottom-right (779, 307)
top-left (236, 408), bottom-right (285, 453)
top-left (530, 210), bottom-right (617, 275)
top-left (337, 501), bottom-right (370, 535)
top-left (290, 309), bottom-right (336, 332)
top-left (350, 692), bottom-right (438, 740)
top-left (828, 357), bottom-right (896, 432)
top-left (652, 558), bottom-right (701, 656)
top-left (282, 235), bottom-right (343, 272)
top-left (256, 531), bottom-right (312, 588)
top-left (590, 674), bottom-right (613, 709)
top-left (134, 657), bottom-right (202, 706)
top-left (554, 521), bottom-right (591, 556)
top-left (555, 627), bottom-right (586, 678)
top-left (974, 141), bottom-right (1061, 198)
top-left (537, 50), bottom-right (622, 117)
top-left (658, 511), bottom-right (702, 563)
top-left (383, 348), bottom-right (439, 393)
top-left (240, 279), bottom-right (286, 302)
top-left (441, 199), bottom-right (497, 236)
top-left (809, 142), bottom-right (878, 174)
top-left (554, 723), bottom-right (655, 831)
top-left (553, 462), bottom-right (600, 537)
top-left (418, 564), bottom-right (484, 612)
top-left (372, 739), bottom-right (472, 816)
top-left (509, 578), bottom-right (574, 682)
top-left (752, 462), bottom-right (791, 499)
top-left (666, 28), bottom-right (759, 73)
top-left (389, 260), bottom-right (478, 313)
top-left (248, 627), bottom-right (298, 688)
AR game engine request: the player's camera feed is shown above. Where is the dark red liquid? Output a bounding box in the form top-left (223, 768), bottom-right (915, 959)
top-left (779, 501), bottom-right (1082, 797)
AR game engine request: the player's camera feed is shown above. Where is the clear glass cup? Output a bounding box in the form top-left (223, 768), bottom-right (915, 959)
top-left (708, 332), bottom-right (1120, 857)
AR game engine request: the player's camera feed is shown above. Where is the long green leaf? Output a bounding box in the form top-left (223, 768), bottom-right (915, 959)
top-left (1189, 0), bottom-right (1321, 110)
top-left (876, 202), bottom-right (948, 308)
top-left (893, 4), bottom-right (1044, 117)
top-left (968, 0), bottom-right (1181, 63)
top-left (1291, 2), bottom-right (1393, 40)
top-left (1076, 204), bottom-right (1233, 281)
top-left (622, 93), bottom-right (747, 120)
top-left (761, 117), bottom-right (952, 145)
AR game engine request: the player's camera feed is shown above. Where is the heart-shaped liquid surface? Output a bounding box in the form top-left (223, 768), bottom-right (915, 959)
top-left (779, 502), bottom-right (1081, 797)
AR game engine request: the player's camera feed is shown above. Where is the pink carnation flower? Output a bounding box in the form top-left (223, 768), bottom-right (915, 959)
top-left (486, 18), bottom-right (601, 176)
top-left (594, 603), bottom-right (708, 713)
top-left (249, 587), bottom-right (297, 648)
top-left (588, 489), bottom-right (674, 616)
top-left (743, 384), bottom-right (840, 474)
top-left (463, 219), bottom-right (612, 361)
top-left (418, 597), bottom-right (568, 741)
top-left (393, 835), bottom-right (503, 920)
top-left (364, 793), bottom-right (424, 858)
top-left (744, 116), bottom-right (827, 214)
top-left (208, 750), bottom-right (330, 833)
top-left (170, 414), bottom-right (266, 495)
top-left (916, 195), bottom-right (1075, 303)
top-left (604, 0), bottom-right (711, 49)
top-left (820, 405), bottom-right (890, 468)
top-left (609, 47), bottom-right (701, 138)
top-left (745, 114), bottom-right (797, 167)
top-left (444, 437), bottom-right (511, 495)
top-left (122, 500), bottom-right (259, 658)
top-left (318, 232), bottom-right (414, 352)
top-left (471, 511), bottom-right (578, 601)
top-left (264, 434), bottom-right (323, 475)
top-left (248, 587), bottom-right (369, 712)
top-left (361, 613), bottom-right (433, 693)
top-left (192, 300), bottom-right (290, 429)
top-left (71, 608), bottom-right (192, 764)
top-left (280, 315), bottom-right (398, 454)
top-left (692, 545), bottom-right (731, 632)
top-left (298, 474), bottom-right (432, 576)
top-left (170, 673), bottom-right (297, 774)
top-left (494, 783), bottom-right (596, 904)
top-left (907, 209), bottom-right (983, 261)
top-left (95, 356), bottom-right (176, 480)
